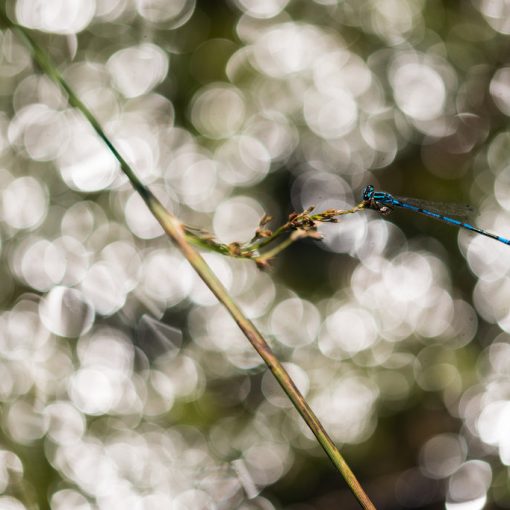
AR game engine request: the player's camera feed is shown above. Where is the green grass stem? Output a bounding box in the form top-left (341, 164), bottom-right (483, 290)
top-left (0, 10), bottom-right (376, 509)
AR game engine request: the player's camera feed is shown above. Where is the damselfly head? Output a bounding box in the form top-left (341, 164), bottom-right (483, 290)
top-left (362, 185), bottom-right (375, 202)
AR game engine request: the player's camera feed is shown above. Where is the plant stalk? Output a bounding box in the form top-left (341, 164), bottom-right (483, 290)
top-left (2, 11), bottom-right (376, 509)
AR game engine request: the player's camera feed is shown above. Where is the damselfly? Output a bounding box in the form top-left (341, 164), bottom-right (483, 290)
top-left (362, 184), bottom-right (510, 246)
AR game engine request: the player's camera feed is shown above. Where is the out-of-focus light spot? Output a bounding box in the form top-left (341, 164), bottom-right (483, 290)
top-left (447, 496), bottom-right (487, 509)
top-left (8, 103), bottom-right (66, 161)
top-left (60, 62), bottom-right (119, 123)
top-left (311, 376), bottom-right (378, 443)
top-left (466, 231), bottom-right (510, 282)
top-left (0, 113), bottom-right (8, 156)
top-left (110, 119), bottom-right (162, 184)
top-left (145, 370), bottom-right (176, 415)
top-left (190, 253), bottom-right (234, 306)
top-left (223, 334), bottom-right (263, 369)
top-left (39, 286), bottom-right (94, 337)
top-left (420, 434), bottom-right (466, 479)
top-left (69, 368), bottom-right (119, 415)
top-left (156, 354), bottom-right (203, 399)
top-left (193, 282), bottom-right (269, 349)
top-left (114, 374), bottom-right (145, 415)
top-left (0, 362), bottom-right (21, 400)
top-left (319, 214), bottom-right (368, 255)
top-left (487, 131), bottom-right (510, 175)
top-left (0, 497), bottom-right (26, 510)
top-left (370, 0), bottom-right (416, 41)
top-left (490, 68), bottom-right (510, 115)
top-left (216, 135), bottom-right (271, 186)
top-left (361, 113), bottom-right (398, 167)
top-left (51, 237), bottom-right (91, 287)
top-left (352, 256), bottom-right (393, 310)
top-left (136, 494), bottom-right (175, 509)
top-left (0, 450), bottom-right (23, 494)
top-left (225, 45), bottom-right (255, 83)
top-left (95, 0), bottom-right (127, 21)
top-left (124, 191), bottom-right (165, 239)
top-left (495, 165), bottom-right (510, 212)
top-left (473, 277), bottom-right (510, 325)
top-left (475, 0), bottom-right (510, 34)
top-left (446, 113), bottom-right (487, 155)
top-left (45, 401), bottom-right (86, 446)
top-left (350, 250), bottom-right (453, 343)
top-left (51, 489), bottom-right (93, 510)
top-left (16, 0), bottom-right (96, 34)
top-left (100, 240), bottom-right (140, 290)
top-left (53, 439), bottom-right (116, 496)
top-left (232, 266), bottom-right (276, 318)
top-left (384, 251), bottom-right (433, 301)
top-left (271, 298), bottom-right (321, 348)
top-left (1, 176), bottom-right (47, 230)
top-left (212, 196), bottom-right (264, 244)
top-left (71, 330), bottom-right (142, 416)
top-left (18, 237), bottom-right (84, 293)
top-left (213, 256), bottom-right (255, 300)
top-left (190, 84), bottom-right (246, 139)
top-left (319, 304), bottom-right (378, 357)
top-left (13, 237), bottom-right (65, 291)
top-left (0, 299), bottom-right (50, 360)
top-left (61, 201), bottom-right (106, 242)
top-left (6, 401), bottom-right (46, 444)
top-left (103, 435), bottom-right (149, 491)
top-left (458, 385), bottom-right (485, 437)
top-left (135, 0), bottom-right (196, 27)
top-left (243, 112), bottom-right (298, 162)
top-left (141, 250), bottom-right (193, 308)
top-left (355, 217), bottom-right (396, 259)
top-left (201, 465), bottom-right (247, 503)
top-left (447, 461), bottom-right (491, 510)
top-left (107, 44), bottom-right (169, 98)
top-left (0, 31), bottom-right (32, 87)
top-left (314, 50), bottom-right (372, 98)
top-left (244, 443), bottom-right (290, 486)
top-left (476, 400), bottom-right (510, 464)
top-left (172, 489), bottom-right (214, 510)
top-left (444, 300), bottom-right (477, 348)
top-left (487, 341), bottom-right (510, 374)
top-left (234, 0), bottom-right (290, 19)
top-left (77, 329), bottom-right (134, 373)
top-left (262, 362), bottom-right (309, 408)
top-left (166, 152), bottom-right (221, 212)
top-left (292, 171), bottom-right (352, 211)
top-left (58, 114), bottom-right (120, 192)
top-left (390, 58), bottom-right (447, 121)
top-left (415, 288), bottom-right (454, 337)
top-left (80, 262), bottom-right (129, 315)
top-left (251, 22), bottom-right (337, 78)
top-left (303, 87), bottom-right (358, 139)
top-left (124, 92), bottom-right (175, 128)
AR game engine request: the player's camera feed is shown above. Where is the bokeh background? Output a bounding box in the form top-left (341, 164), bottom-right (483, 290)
top-left (1, 0), bottom-right (510, 508)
